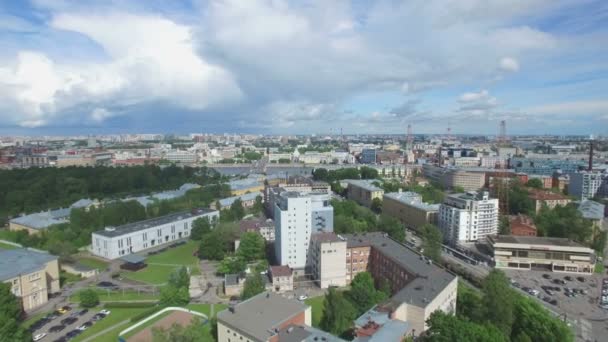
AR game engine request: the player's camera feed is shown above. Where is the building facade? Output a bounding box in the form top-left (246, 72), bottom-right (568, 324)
top-left (509, 214), bottom-right (537, 236)
top-left (269, 265), bottom-right (294, 293)
top-left (439, 191), bottom-right (499, 245)
top-left (489, 235), bottom-right (594, 274)
top-left (382, 191), bottom-right (439, 232)
top-left (0, 249), bottom-right (60, 311)
top-left (310, 233), bottom-right (347, 289)
top-left (91, 209), bottom-right (219, 260)
top-left (569, 171), bottom-right (608, 200)
top-left (527, 189), bottom-right (572, 214)
top-left (345, 179), bottom-right (385, 208)
top-left (274, 193), bottom-right (313, 271)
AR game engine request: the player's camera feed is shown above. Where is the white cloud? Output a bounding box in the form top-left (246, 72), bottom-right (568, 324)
top-left (527, 100), bottom-right (608, 116)
top-left (499, 57), bottom-right (520, 72)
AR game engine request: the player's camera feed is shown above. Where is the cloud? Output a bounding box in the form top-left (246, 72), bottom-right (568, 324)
top-left (499, 57), bottom-right (520, 72)
top-left (527, 100), bottom-right (608, 116)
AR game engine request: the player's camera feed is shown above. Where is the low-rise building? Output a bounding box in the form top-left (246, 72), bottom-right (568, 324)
top-left (224, 274), bottom-right (244, 297)
top-left (215, 191), bottom-right (262, 210)
top-left (217, 291), bottom-right (312, 342)
top-left (489, 235), bottom-right (595, 274)
top-left (269, 265), bottom-right (294, 293)
top-left (422, 164), bottom-right (485, 191)
top-left (353, 307), bottom-right (410, 342)
top-left (569, 171), bottom-right (608, 200)
top-left (61, 263), bottom-right (99, 278)
top-left (382, 191), bottom-right (439, 232)
top-left (509, 215), bottom-right (537, 237)
top-left (528, 189), bottom-right (571, 214)
top-left (91, 209), bottom-right (219, 260)
top-left (310, 233), bottom-right (347, 289)
top-left (344, 179), bottom-right (385, 208)
top-left (240, 218), bottom-right (275, 242)
top-left (0, 248), bottom-right (60, 311)
top-left (343, 233), bottom-right (458, 334)
top-left (578, 199), bottom-right (605, 229)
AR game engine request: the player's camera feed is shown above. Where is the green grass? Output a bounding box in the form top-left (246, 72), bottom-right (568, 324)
top-left (60, 271), bottom-right (83, 287)
top-left (71, 307), bottom-right (148, 342)
top-left (24, 311), bottom-right (50, 329)
top-left (595, 263), bottom-right (605, 274)
top-left (0, 241), bottom-right (19, 249)
top-left (122, 241), bottom-right (201, 285)
top-left (70, 289), bottom-right (159, 303)
top-left (77, 257), bottom-right (109, 271)
top-left (305, 296), bottom-right (325, 328)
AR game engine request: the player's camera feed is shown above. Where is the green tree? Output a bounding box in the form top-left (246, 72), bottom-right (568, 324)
top-left (78, 289), bottom-right (100, 308)
top-left (217, 256), bottom-right (246, 275)
top-left (152, 318), bottom-right (208, 342)
top-left (312, 168), bottom-right (329, 181)
top-left (371, 198), bottom-right (382, 214)
top-left (229, 199), bottom-right (246, 221)
top-left (237, 232), bottom-right (266, 262)
top-left (510, 297), bottom-right (573, 342)
top-left (360, 166), bottom-right (379, 179)
top-left (241, 273), bottom-right (265, 300)
top-left (482, 270), bottom-right (514, 336)
top-left (535, 204), bottom-right (593, 243)
top-left (0, 283), bottom-right (29, 342)
top-left (198, 232), bottom-right (225, 260)
top-left (420, 224), bottom-right (443, 262)
top-left (320, 288), bottom-right (357, 337)
top-left (525, 178), bottom-right (544, 189)
top-left (377, 215), bottom-right (404, 242)
top-left (499, 215), bottom-right (511, 235)
top-left (425, 311), bottom-right (508, 342)
top-left (509, 183), bottom-right (534, 215)
top-left (378, 278), bottom-right (392, 298)
top-left (160, 285), bottom-right (190, 306)
top-left (252, 196), bottom-right (264, 215)
top-left (190, 217), bottom-right (211, 240)
top-left (452, 185), bottom-right (465, 193)
top-left (169, 267), bottom-right (190, 289)
top-left (346, 272), bottom-right (387, 315)
top-left (457, 283), bottom-right (484, 322)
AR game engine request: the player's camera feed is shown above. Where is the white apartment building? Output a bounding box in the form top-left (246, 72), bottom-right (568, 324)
top-left (91, 209), bottom-right (219, 260)
top-left (310, 233), bottom-right (347, 289)
top-left (274, 192), bottom-right (312, 271)
top-left (164, 150), bottom-right (197, 163)
top-left (439, 191), bottom-right (498, 245)
top-left (569, 171), bottom-right (608, 200)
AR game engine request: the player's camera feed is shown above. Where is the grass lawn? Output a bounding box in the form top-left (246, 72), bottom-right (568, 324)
top-left (24, 311), bottom-right (50, 329)
top-left (77, 257), bottom-right (109, 271)
top-left (71, 307), bottom-right (148, 342)
top-left (595, 263), bottom-right (605, 274)
top-left (0, 241), bottom-right (19, 249)
top-left (60, 271), bottom-right (83, 287)
top-left (305, 296), bottom-right (325, 328)
top-left (122, 241), bottom-right (201, 285)
top-left (70, 289), bottom-right (159, 303)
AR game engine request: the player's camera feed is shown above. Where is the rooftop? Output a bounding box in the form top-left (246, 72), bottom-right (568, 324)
top-left (344, 179), bottom-right (384, 192)
top-left (217, 292), bottom-right (309, 341)
top-left (490, 235), bottom-right (589, 248)
top-left (93, 208), bottom-right (217, 238)
top-left (218, 191), bottom-right (262, 207)
top-left (278, 324), bottom-right (346, 342)
top-left (578, 200), bottom-right (605, 220)
top-left (383, 191), bottom-right (440, 211)
top-left (528, 189), bottom-right (570, 201)
top-left (10, 207), bottom-right (71, 230)
top-left (270, 265), bottom-right (292, 277)
top-left (120, 254), bottom-right (146, 264)
top-left (311, 232), bottom-right (345, 244)
top-left (343, 232), bottom-right (456, 309)
top-left (0, 248), bottom-right (58, 281)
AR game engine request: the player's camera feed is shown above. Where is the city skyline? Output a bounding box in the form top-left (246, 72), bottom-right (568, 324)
top-left (0, 0), bottom-right (607, 135)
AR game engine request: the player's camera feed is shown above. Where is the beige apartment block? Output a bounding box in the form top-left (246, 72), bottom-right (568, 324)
top-left (344, 179), bottom-right (384, 208)
top-left (0, 249), bottom-right (60, 311)
top-left (382, 191), bottom-right (439, 232)
top-left (310, 233), bottom-right (347, 289)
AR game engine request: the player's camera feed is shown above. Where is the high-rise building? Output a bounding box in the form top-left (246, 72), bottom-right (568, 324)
top-left (439, 191), bottom-right (499, 245)
top-left (569, 171), bottom-right (608, 200)
top-left (274, 190), bottom-right (334, 272)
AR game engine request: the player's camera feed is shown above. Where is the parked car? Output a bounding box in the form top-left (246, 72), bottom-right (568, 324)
top-left (577, 276), bottom-right (586, 282)
top-left (78, 309), bottom-right (88, 316)
top-left (99, 309), bottom-right (111, 315)
top-left (33, 333), bottom-right (47, 341)
top-left (97, 281), bottom-right (117, 288)
top-left (542, 274), bottom-right (552, 279)
top-left (60, 317), bottom-right (77, 325)
top-left (564, 276), bottom-right (573, 281)
top-left (77, 322), bottom-right (92, 331)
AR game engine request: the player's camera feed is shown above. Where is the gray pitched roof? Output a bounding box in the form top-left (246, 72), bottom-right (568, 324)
top-left (0, 249), bottom-right (57, 281)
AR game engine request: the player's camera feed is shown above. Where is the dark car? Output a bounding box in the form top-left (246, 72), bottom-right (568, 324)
top-left (550, 299), bottom-right (558, 305)
top-left (49, 325), bottom-right (66, 333)
top-left (91, 313), bottom-right (105, 321)
top-left (565, 276), bottom-right (573, 281)
top-left (577, 276), bottom-right (586, 282)
top-left (97, 281), bottom-right (117, 288)
top-left (78, 309), bottom-right (88, 316)
top-left (542, 274), bottom-right (552, 279)
top-left (53, 337), bottom-right (67, 342)
top-left (60, 317), bottom-right (77, 325)
top-left (66, 330), bottom-right (81, 338)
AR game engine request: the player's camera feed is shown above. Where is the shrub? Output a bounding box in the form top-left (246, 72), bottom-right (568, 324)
top-left (103, 302), bottom-right (158, 308)
top-left (130, 306), bottom-right (164, 322)
top-left (79, 289), bottom-right (100, 308)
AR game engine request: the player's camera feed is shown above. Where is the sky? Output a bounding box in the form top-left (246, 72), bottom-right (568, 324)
top-left (0, 0), bottom-right (607, 136)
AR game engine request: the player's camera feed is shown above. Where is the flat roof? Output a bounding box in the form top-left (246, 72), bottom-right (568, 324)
top-left (383, 192), bottom-right (440, 211)
top-left (491, 235), bottom-right (586, 247)
top-left (0, 248), bottom-right (57, 281)
top-left (311, 232), bottom-right (344, 243)
top-left (344, 179), bottom-right (384, 192)
top-left (278, 324), bottom-right (346, 342)
top-left (219, 191), bottom-right (262, 206)
top-left (217, 292), bottom-right (309, 341)
top-left (343, 232), bottom-right (456, 309)
top-left (10, 208), bottom-right (70, 230)
top-left (578, 200), bottom-right (605, 220)
top-left (120, 254), bottom-right (146, 264)
top-left (93, 208), bottom-right (217, 238)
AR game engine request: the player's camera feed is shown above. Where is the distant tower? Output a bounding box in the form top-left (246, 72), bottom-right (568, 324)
top-left (495, 120), bottom-right (510, 215)
top-left (446, 120), bottom-right (452, 141)
top-left (406, 124), bottom-right (413, 150)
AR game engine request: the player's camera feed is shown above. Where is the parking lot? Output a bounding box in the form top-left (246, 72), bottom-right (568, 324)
top-left (29, 305), bottom-right (112, 342)
top-left (504, 269), bottom-right (608, 341)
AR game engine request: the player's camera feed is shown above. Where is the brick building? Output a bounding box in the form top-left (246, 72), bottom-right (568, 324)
top-left (509, 214), bottom-right (537, 236)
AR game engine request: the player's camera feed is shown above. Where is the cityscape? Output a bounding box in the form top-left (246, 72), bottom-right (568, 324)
top-left (1, 1), bottom-right (608, 342)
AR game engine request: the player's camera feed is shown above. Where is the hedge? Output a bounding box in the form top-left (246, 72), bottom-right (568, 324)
top-left (130, 306), bottom-right (165, 323)
top-left (103, 302), bottom-right (158, 308)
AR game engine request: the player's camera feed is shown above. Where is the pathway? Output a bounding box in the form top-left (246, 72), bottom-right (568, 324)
top-left (81, 319), bottom-right (131, 342)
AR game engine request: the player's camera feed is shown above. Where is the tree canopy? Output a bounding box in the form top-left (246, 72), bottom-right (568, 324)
top-left (190, 217), bottom-right (212, 241)
top-left (320, 288), bottom-right (357, 337)
top-left (0, 283), bottom-right (29, 342)
top-left (78, 289), bottom-right (100, 308)
top-left (346, 272), bottom-right (387, 316)
top-left (241, 273), bottom-right (266, 300)
top-left (151, 318), bottom-right (210, 342)
top-left (237, 232), bottom-right (266, 262)
top-left (420, 224), bottom-right (443, 262)
top-left (425, 311), bottom-right (508, 342)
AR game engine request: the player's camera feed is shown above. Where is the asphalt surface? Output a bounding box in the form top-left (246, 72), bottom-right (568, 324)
top-left (29, 307), bottom-right (111, 342)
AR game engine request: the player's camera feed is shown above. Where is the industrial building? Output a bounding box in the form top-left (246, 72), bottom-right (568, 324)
top-left (91, 208), bottom-right (219, 260)
top-left (439, 191), bottom-right (499, 245)
top-left (422, 164), bottom-right (486, 191)
top-left (489, 235), bottom-right (595, 274)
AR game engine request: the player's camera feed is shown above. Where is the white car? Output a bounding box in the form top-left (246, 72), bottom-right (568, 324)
top-left (33, 333), bottom-right (46, 341)
top-left (297, 295), bottom-right (308, 301)
top-left (99, 309), bottom-right (111, 315)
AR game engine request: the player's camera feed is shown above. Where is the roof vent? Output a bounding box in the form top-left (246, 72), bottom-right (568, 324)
top-left (105, 226), bottom-right (116, 232)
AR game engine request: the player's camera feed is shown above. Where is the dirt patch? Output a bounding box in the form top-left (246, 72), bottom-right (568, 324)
top-left (127, 311), bottom-right (200, 342)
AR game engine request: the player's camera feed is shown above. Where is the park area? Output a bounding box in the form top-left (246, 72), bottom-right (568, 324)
top-left (121, 240), bottom-right (201, 285)
top-left (305, 296), bottom-right (325, 327)
top-left (125, 310), bottom-right (202, 341)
